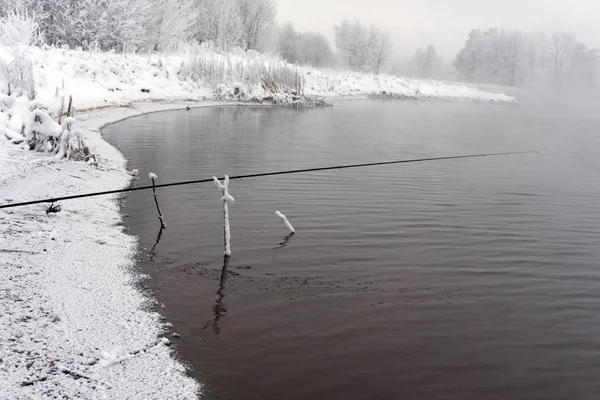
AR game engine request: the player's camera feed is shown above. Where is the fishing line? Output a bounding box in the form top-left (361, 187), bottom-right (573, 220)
top-left (0, 151), bottom-right (537, 210)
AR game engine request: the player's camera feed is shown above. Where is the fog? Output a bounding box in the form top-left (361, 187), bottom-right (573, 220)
top-left (276, 0), bottom-right (600, 60)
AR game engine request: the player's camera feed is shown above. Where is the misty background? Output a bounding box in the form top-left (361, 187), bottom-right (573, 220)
top-left (2, 0), bottom-right (598, 93)
top-left (276, 0), bottom-right (600, 91)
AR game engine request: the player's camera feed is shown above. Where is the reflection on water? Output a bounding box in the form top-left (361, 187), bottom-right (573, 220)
top-left (202, 256), bottom-right (229, 336)
top-left (149, 226), bottom-right (164, 259)
top-left (274, 232), bottom-right (295, 249)
top-left (104, 100), bottom-right (600, 400)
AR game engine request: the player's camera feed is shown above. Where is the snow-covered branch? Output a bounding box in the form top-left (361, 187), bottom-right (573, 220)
top-left (214, 175), bottom-right (234, 256)
top-left (275, 210), bottom-right (295, 234)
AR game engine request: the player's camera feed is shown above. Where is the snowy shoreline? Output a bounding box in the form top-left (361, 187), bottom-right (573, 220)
top-left (0, 100), bottom-right (235, 399)
top-left (0, 44), bottom-right (518, 398)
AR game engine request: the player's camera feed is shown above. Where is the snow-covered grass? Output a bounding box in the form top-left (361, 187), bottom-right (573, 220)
top-left (1, 45), bottom-right (515, 114)
top-left (182, 53), bottom-right (304, 98)
top-left (0, 101), bottom-right (208, 399)
top-left (0, 43), bottom-right (517, 398)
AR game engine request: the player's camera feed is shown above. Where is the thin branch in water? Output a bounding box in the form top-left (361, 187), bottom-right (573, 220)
top-left (149, 226), bottom-right (164, 261)
top-left (202, 256), bottom-right (229, 335)
top-left (149, 172), bottom-right (166, 229)
top-left (274, 232), bottom-right (295, 249)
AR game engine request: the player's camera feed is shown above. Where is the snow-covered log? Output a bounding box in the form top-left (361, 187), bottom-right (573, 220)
top-left (275, 210), bottom-right (295, 233)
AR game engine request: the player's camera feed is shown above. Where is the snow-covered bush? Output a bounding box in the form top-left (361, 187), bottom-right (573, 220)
top-left (53, 117), bottom-right (92, 160)
top-left (181, 53), bottom-right (304, 95)
top-left (0, 10), bottom-right (44, 47)
top-left (257, 61), bottom-right (304, 95)
top-left (0, 93), bottom-right (14, 112)
top-left (21, 111), bottom-right (92, 159)
top-left (0, 48), bottom-right (36, 98)
top-left (24, 109), bottom-right (61, 151)
top-left (6, 92), bottom-right (29, 132)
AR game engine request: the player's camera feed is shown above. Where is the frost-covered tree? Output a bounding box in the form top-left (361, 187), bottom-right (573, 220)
top-left (549, 30), bottom-right (576, 84)
top-left (0, 0), bottom-right (44, 18)
top-left (194, 0), bottom-right (276, 52)
top-left (28, 0), bottom-right (150, 51)
top-left (453, 28), bottom-right (598, 90)
top-left (0, 9), bottom-right (44, 47)
top-left (334, 20), bottom-right (393, 73)
top-left (100, 0), bottom-right (149, 51)
top-left (412, 45), bottom-right (443, 78)
top-left (148, 0), bottom-right (197, 51)
top-left (277, 23), bottom-right (334, 67)
top-left (237, 0), bottom-right (276, 52)
top-left (454, 29), bottom-right (529, 86)
top-left (0, 10), bottom-right (41, 98)
top-left (196, 0), bottom-right (244, 50)
top-left (301, 32), bottom-right (334, 67)
top-left (334, 20), bottom-right (368, 70)
top-left (371, 28), bottom-right (393, 74)
top-left (277, 22), bottom-right (300, 63)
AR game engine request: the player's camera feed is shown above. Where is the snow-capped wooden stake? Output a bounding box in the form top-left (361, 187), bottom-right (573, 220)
top-left (66, 95), bottom-right (73, 117)
top-left (275, 211), bottom-right (295, 234)
top-left (149, 172), bottom-right (166, 229)
top-left (214, 175), bottom-right (234, 256)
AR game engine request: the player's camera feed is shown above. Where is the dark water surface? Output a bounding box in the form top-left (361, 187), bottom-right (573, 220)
top-left (103, 100), bottom-right (600, 400)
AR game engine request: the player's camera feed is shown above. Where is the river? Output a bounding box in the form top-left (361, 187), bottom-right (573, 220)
top-left (103, 99), bottom-right (600, 400)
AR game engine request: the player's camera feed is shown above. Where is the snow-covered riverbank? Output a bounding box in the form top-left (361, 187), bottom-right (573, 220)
top-left (12, 46), bottom-right (516, 109)
top-left (0, 101), bottom-right (219, 399)
top-left (0, 45), bottom-right (517, 398)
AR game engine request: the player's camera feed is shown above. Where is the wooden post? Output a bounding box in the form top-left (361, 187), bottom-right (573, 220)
top-left (66, 95), bottom-right (73, 118)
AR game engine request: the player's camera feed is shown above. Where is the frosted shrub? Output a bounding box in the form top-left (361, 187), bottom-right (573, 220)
top-left (0, 48), bottom-right (36, 98)
top-left (24, 109), bottom-right (61, 152)
top-left (0, 10), bottom-right (44, 47)
top-left (181, 53), bottom-right (304, 96)
top-left (246, 49), bottom-right (259, 60)
top-left (54, 118), bottom-right (92, 160)
top-left (23, 111), bottom-right (92, 160)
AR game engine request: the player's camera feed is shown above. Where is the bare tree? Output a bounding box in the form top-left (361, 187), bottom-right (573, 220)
top-left (149, 0), bottom-right (197, 52)
top-left (334, 20), bottom-right (393, 73)
top-left (237, 0), bottom-right (276, 52)
top-left (277, 23), bottom-right (334, 67)
top-left (549, 30), bottom-right (574, 84)
top-left (277, 22), bottom-right (299, 63)
top-left (372, 29), bottom-right (393, 74)
top-left (413, 44), bottom-right (442, 78)
top-left (196, 0), bottom-right (244, 50)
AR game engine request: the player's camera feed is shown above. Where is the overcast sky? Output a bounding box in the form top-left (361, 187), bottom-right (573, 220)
top-left (276, 0), bottom-right (600, 61)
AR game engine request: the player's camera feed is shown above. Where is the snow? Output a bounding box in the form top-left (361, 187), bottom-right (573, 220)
top-left (0, 43), bottom-right (518, 399)
top-left (0, 101), bottom-right (219, 399)
top-left (7, 93), bottom-right (30, 132)
top-left (275, 210), bottom-right (295, 234)
top-left (24, 109), bottom-right (62, 146)
top-left (1, 46), bottom-right (515, 110)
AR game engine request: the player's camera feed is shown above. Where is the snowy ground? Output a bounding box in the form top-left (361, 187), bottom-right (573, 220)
top-left (14, 46), bottom-right (516, 110)
top-left (0, 101), bottom-right (221, 399)
top-left (0, 45), bottom-right (517, 399)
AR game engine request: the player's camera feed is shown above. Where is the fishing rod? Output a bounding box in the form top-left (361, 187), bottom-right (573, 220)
top-left (0, 151), bottom-right (537, 210)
